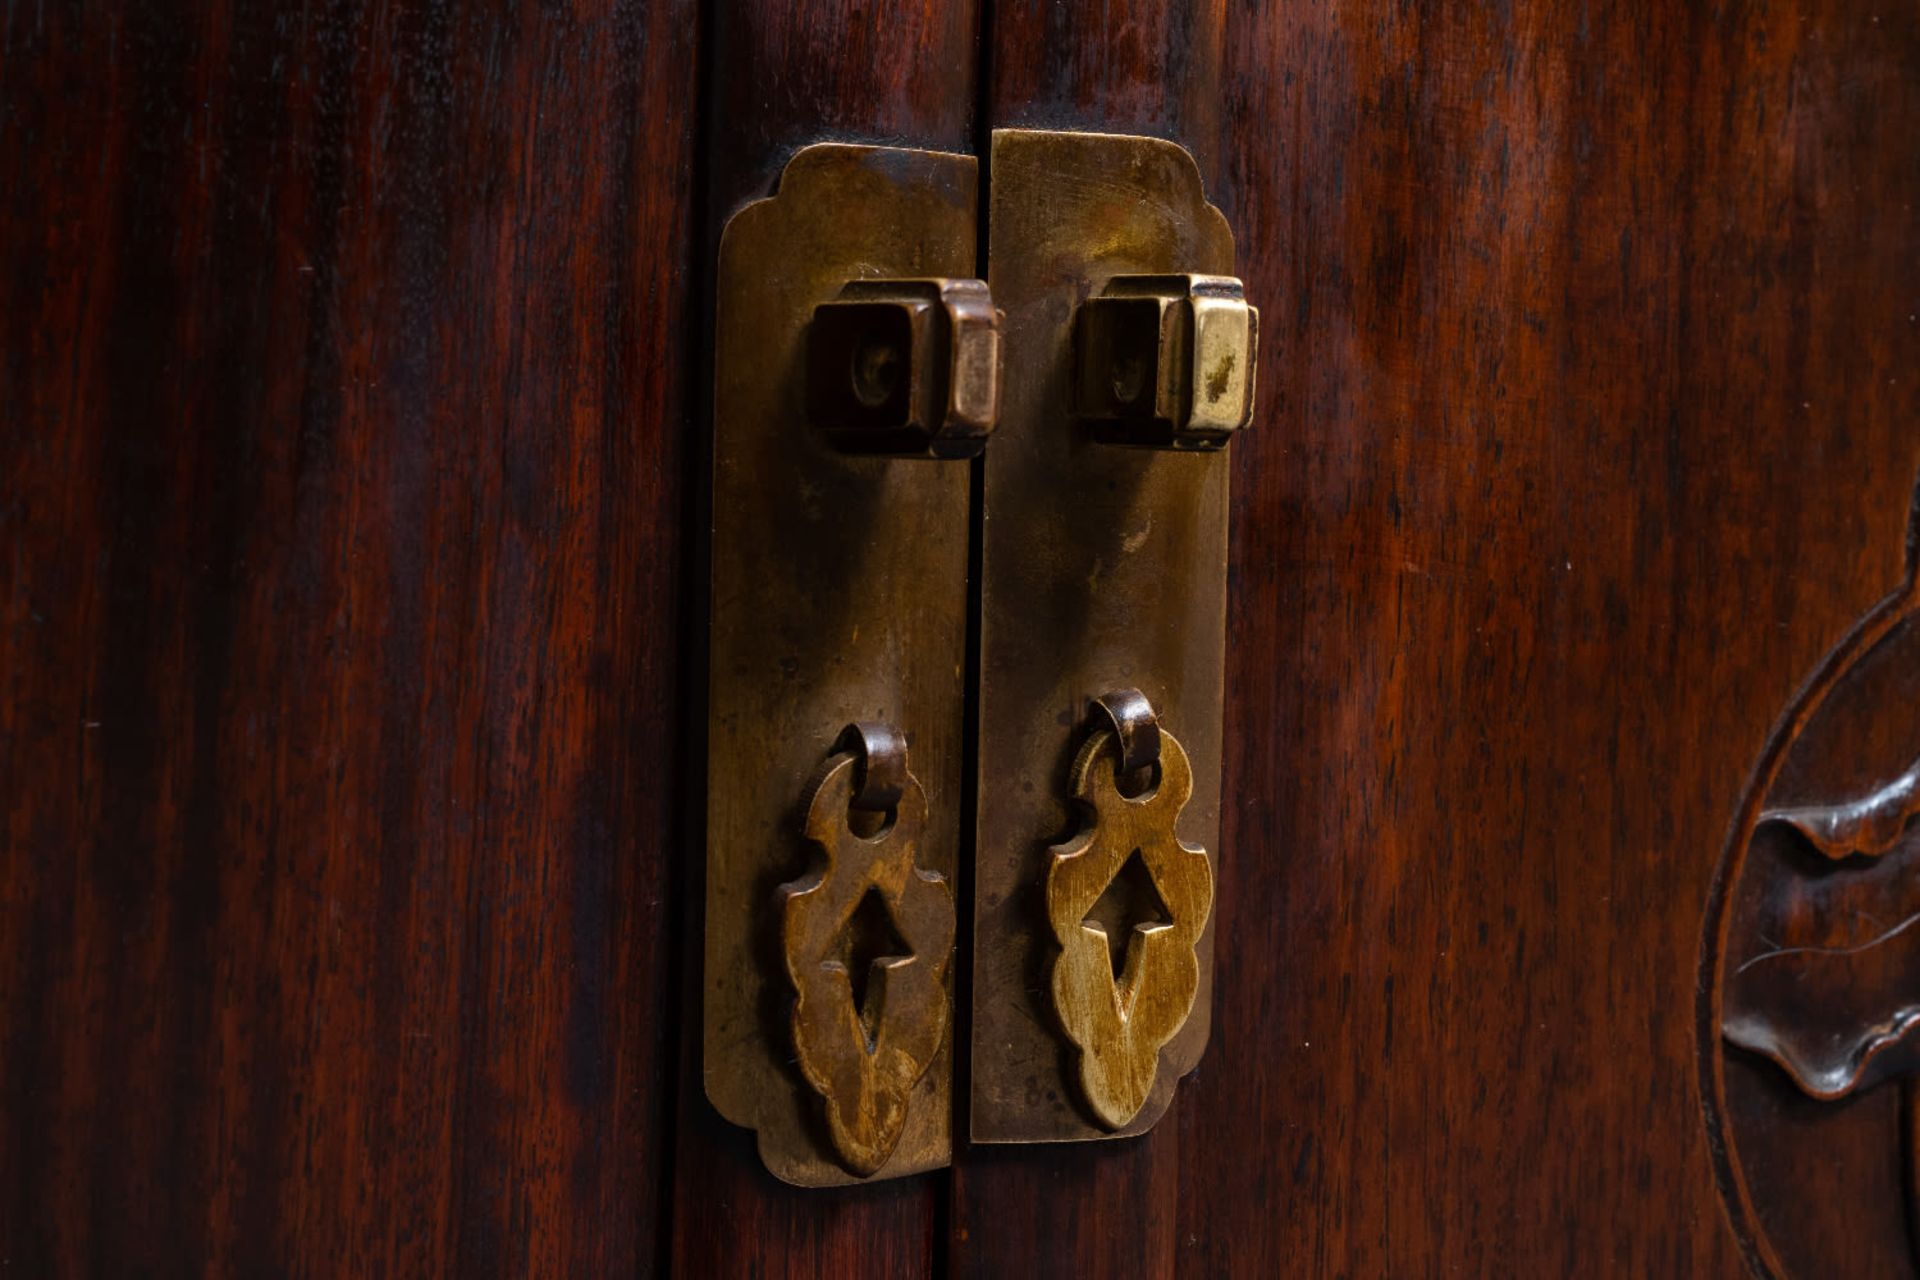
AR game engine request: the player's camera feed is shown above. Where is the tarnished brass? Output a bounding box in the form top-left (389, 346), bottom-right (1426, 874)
top-left (706, 143), bottom-right (977, 1185)
top-left (781, 726), bottom-right (954, 1176)
top-left (1047, 695), bottom-right (1214, 1130)
top-left (1089, 686), bottom-right (1163, 778)
top-left (971, 129), bottom-right (1246, 1143)
top-left (809, 278), bottom-right (1000, 458)
top-left (710, 129), bottom-right (1249, 1170)
top-left (1075, 274), bottom-right (1257, 449)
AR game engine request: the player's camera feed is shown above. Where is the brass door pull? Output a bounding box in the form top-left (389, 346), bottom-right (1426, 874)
top-left (781, 724), bottom-right (955, 1176)
top-left (1048, 691), bottom-right (1214, 1130)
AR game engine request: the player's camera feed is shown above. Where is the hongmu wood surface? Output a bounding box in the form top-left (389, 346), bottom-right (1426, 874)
top-left (4, 0), bottom-right (1919, 1277)
top-left (0, 1), bottom-right (698, 1273)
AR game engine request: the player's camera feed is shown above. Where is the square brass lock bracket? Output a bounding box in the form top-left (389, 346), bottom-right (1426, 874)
top-left (1075, 273), bottom-right (1258, 450)
top-left (809, 278), bottom-right (1001, 459)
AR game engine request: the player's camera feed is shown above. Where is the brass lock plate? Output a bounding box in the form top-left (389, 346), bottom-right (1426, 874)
top-left (970, 129), bottom-right (1239, 1143)
top-left (705, 144), bottom-right (977, 1185)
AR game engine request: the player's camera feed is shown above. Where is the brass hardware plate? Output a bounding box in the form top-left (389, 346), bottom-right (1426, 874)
top-left (705, 144), bottom-right (976, 1185)
top-left (971, 129), bottom-right (1240, 1142)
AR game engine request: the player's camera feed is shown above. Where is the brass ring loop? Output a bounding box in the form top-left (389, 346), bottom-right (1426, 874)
top-left (1090, 688), bottom-right (1161, 776)
top-left (833, 721), bottom-right (908, 813)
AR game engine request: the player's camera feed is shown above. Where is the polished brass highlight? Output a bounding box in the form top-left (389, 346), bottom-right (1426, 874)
top-left (971, 129), bottom-right (1244, 1143)
top-left (781, 725), bottom-right (955, 1176)
top-left (706, 143), bottom-right (975, 1186)
top-left (1088, 686), bottom-right (1162, 778)
top-left (809, 278), bottom-right (1000, 458)
top-left (1075, 274), bottom-right (1257, 449)
top-left (1047, 695), bottom-right (1214, 1130)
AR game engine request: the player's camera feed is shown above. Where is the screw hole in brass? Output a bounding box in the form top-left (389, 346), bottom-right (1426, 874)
top-left (850, 328), bottom-right (904, 408)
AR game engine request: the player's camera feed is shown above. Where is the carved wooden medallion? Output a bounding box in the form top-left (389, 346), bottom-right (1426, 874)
top-left (780, 751), bottom-right (955, 1177)
top-left (1703, 479), bottom-right (1920, 1277)
top-left (1723, 761), bottom-right (1920, 1103)
top-left (1047, 726), bottom-right (1215, 1129)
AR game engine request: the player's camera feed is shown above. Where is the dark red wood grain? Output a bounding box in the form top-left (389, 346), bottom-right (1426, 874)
top-left (664, 3), bottom-right (977, 1277)
top-left (0, 1), bottom-right (698, 1272)
top-left (6, 0), bottom-right (1918, 1275)
top-left (958, 1), bottom-right (1920, 1276)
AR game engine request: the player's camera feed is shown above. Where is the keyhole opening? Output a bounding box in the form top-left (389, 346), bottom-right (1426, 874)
top-left (850, 328), bottom-right (904, 408)
top-left (836, 887), bottom-right (912, 1052)
top-left (1111, 351), bottom-right (1149, 406)
top-left (1083, 848), bottom-right (1173, 984)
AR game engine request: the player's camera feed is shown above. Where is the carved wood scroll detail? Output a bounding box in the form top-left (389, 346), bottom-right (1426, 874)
top-left (780, 751), bottom-right (954, 1177)
top-left (1723, 758), bottom-right (1920, 1102)
top-left (1760, 757), bottom-right (1920, 861)
top-left (1047, 727), bottom-right (1214, 1130)
top-left (1704, 474), bottom-right (1920, 1278)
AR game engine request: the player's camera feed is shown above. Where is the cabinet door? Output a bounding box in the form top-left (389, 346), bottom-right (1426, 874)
top-left (0, 2), bottom-right (699, 1272)
top-left (5, 2), bottom-right (1916, 1277)
top-left (953, 4), bottom-right (1919, 1277)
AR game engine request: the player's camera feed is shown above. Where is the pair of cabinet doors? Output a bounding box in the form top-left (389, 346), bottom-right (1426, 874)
top-left (2, 0), bottom-right (1917, 1276)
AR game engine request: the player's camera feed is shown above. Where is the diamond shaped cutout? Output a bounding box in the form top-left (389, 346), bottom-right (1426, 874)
top-left (831, 887), bottom-right (913, 1053)
top-left (1083, 848), bottom-right (1174, 987)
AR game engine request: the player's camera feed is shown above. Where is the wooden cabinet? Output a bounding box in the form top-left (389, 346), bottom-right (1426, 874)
top-left (3, 1), bottom-right (1916, 1274)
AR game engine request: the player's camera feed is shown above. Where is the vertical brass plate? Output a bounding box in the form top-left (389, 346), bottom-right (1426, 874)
top-left (971, 129), bottom-right (1233, 1142)
top-left (706, 144), bottom-right (974, 1185)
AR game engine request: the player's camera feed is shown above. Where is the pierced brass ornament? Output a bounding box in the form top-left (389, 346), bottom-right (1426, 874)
top-left (1047, 712), bottom-right (1214, 1130)
top-left (780, 727), bottom-right (954, 1176)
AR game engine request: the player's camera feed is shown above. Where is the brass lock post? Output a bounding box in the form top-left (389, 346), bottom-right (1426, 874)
top-left (1075, 273), bottom-right (1258, 450)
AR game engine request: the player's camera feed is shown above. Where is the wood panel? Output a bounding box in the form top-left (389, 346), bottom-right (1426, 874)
top-left (0, 0), bottom-right (698, 1272)
top-left (665, 2), bottom-right (978, 1275)
top-left (7, 1), bottom-right (1917, 1275)
top-left (959, 1), bottom-right (1920, 1275)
